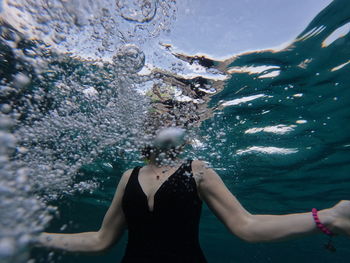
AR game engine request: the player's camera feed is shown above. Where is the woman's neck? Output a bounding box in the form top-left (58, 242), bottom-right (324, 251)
top-left (147, 155), bottom-right (181, 167)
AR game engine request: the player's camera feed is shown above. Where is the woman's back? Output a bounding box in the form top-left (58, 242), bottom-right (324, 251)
top-left (121, 160), bottom-right (207, 263)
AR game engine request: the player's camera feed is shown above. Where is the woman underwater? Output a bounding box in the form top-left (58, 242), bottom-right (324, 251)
top-left (37, 128), bottom-right (350, 262)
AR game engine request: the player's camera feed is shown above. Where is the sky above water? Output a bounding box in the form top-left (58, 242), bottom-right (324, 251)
top-left (163, 0), bottom-right (333, 58)
top-left (0, 0), bottom-right (334, 63)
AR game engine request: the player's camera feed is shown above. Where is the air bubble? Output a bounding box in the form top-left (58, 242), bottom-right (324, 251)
top-left (0, 0), bottom-right (178, 260)
top-left (113, 44), bottom-right (145, 73)
top-left (116, 0), bottom-right (157, 23)
top-left (0, 132), bottom-right (16, 150)
top-left (0, 116), bottom-right (14, 131)
top-left (0, 86), bottom-right (16, 98)
top-left (13, 73), bottom-right (31, 90)
top-left (1, 104), bottom-right (12, 114)
top-left (0, 238), bottom-right (15, 257)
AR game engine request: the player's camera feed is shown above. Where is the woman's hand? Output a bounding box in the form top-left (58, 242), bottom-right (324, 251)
top-left (330, 200), bottom-right (350, 235)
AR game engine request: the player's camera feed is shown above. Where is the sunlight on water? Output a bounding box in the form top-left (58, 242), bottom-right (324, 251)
top-left (236, 146), bottom-right (298, 155)
top-left (244, 125), bottom-right (295, 135)
top-left (322, 22), bottom-right (350, 47)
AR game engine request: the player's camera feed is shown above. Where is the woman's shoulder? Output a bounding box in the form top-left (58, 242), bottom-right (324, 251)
top-left (118, 168), bottom-right (135, 188)
top-left (191, 159), bottom-right (209, 170)
top-left (190, 160), bottom-right (213, 181)
top-left (122, 168), bottom-right (134, 178)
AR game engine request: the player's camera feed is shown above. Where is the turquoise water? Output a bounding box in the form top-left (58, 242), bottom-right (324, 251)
top-left (31, 0), bottom-right (350, 262)
top-left (1, 0), bottom-right (350, 262)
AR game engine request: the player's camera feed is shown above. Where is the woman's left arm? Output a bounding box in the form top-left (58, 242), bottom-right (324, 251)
top-left (193, 160), bottom-right (349, 242)
top-left (37, 169), bottom-right (132, 252)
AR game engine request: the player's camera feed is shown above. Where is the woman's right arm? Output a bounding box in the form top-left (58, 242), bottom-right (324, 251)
top-left (193, 160), bottom-right (349, 243)
top-left (37, 169), bottom-right (132, 253)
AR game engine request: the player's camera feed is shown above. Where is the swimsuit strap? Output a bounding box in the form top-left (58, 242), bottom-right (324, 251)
top-left (130, 166), bottom-right (141, 177)
top-left (125, 166), bottom-right (141, 188)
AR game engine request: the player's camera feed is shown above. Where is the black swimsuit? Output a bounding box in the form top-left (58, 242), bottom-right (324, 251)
top-left (121, 160), bottom-right (207, 263)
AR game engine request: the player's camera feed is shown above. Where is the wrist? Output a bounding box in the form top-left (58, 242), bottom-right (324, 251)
top-left (317, 208), bottom-right (337, 234)
top-left (37, 233), bottom-right (53, 245)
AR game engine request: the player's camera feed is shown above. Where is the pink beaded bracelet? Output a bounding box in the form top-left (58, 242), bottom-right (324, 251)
top-left (312, 208), bottom-right (336, 252)
top-left (312, 208), bottom-right (334, 236)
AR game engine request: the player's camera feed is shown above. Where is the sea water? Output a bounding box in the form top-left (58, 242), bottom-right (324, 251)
top-left (0, 0), bottom-right (349, 262)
